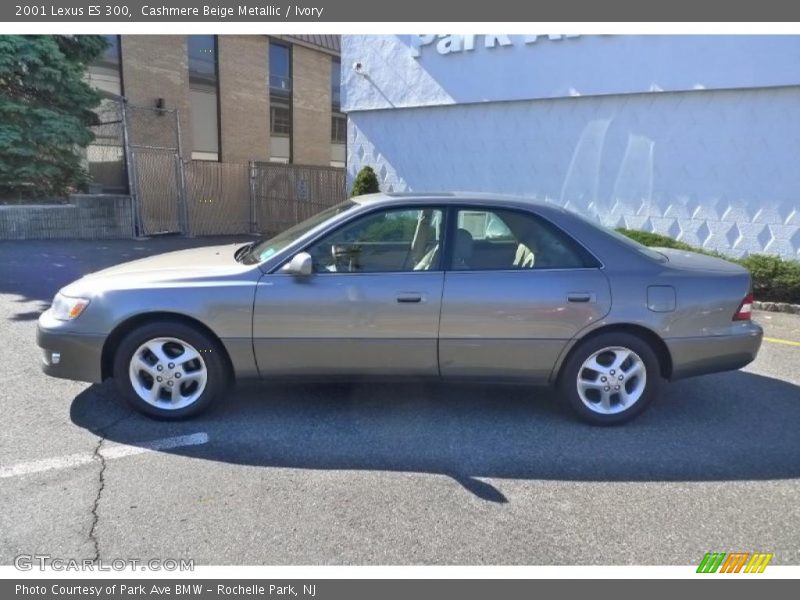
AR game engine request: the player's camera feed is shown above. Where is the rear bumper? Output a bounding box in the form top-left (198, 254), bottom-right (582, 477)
top-left (37, 323), bottom-right (105, 384)
top-left (666, 323), bottom-right (763, 381)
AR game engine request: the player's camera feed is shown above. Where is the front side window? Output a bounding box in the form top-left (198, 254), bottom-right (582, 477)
top-left (242, 201), bottom-right (358, 264)
top-left (451, 208), bottom-right (594, 270)
top-left (307, 208), bottom-right (444, 273)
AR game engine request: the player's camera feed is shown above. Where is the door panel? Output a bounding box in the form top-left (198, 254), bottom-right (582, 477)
top-left (439, 269), bottom-right (611, 381)
top-left (253, 271), bottom-right (444, 375)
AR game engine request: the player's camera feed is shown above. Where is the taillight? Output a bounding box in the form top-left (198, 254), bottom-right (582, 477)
top-left (733, 292), bottom-right (753, 321)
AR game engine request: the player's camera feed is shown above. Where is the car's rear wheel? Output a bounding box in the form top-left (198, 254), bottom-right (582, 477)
top-left (558, 332), bottom-right (662, 425)
top-left (112, 320), bottom-right (228, 419)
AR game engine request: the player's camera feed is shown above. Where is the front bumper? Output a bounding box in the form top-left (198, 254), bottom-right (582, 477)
top-left (37, 320), bottom-right (105, 384)
top-left (665, 322), bottom-right (764, 381)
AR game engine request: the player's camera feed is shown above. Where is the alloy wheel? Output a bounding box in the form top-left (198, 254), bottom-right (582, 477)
top-left (128, 337), bottom-right (208, 410)
top-left (576, 345), bottom-right (647, 415)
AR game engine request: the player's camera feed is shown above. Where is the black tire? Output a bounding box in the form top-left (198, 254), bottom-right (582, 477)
top-left (112, 319), bottom-right (229, 420)
top-left (557, 331), bottom-right (663, 425)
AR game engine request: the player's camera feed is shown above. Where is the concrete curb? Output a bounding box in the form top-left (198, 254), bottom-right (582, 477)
top-left (754, 301), bottom-right (800, 315)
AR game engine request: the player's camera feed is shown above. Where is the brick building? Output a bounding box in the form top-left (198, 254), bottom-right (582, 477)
top-left (87, 34), bottom-right (344, 192)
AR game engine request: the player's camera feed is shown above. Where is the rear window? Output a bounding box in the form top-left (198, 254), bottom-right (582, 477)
top-left (573, 213), bottom-right (668, 263)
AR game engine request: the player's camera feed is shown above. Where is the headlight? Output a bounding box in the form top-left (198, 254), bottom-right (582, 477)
top-left (50, 293), bottom-right (91, 321)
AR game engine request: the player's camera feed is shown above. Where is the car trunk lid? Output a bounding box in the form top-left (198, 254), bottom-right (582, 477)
top-left (656, 248), bottom-right (748, 274)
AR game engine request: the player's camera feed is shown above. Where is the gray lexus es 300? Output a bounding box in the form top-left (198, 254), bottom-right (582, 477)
top-left (38, 193), bottom-right (762, 424)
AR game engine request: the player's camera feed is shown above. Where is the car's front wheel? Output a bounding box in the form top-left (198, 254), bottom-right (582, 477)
top-left (558, 332), bottom-right (662, 425)
top-left (112, 320), bottom-right (228, 419)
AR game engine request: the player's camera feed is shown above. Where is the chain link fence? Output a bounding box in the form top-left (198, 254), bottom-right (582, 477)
top-left (86, 98), bottom-right (346, 238)
top-left (184, 161), bottom-right (251, 235)
top-left (250, 162), bottom-right (346, 237)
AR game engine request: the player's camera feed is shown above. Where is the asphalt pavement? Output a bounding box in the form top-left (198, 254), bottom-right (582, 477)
top-left (1, 238), bottom-right (799, 566)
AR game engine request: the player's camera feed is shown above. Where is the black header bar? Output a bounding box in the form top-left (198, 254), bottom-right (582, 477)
top-left (4, 0), bottom-right (800, 23)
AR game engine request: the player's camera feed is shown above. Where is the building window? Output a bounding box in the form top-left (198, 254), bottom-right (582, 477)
top-left (331, 115), bottom-right (347, 144)
top-left (88, 35), bottom-right (122, 98)
top-left (330, 58), bottom-right (346, 167)
top-left (331, 57), bottom-right (341, 112)
top-left (188, 35), bottom-right (219, 161)
top-left (270, 105), bottom-right (292, 136)
top-left (86, 35), bottom-right (126, 193)
top-left (269, 41), bottom-right (292, 163)
top-left (269, 42), bottom-right (292, 93)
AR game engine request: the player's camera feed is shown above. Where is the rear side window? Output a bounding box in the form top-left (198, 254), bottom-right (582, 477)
top-left (450, 208), bottom-right (597, 271)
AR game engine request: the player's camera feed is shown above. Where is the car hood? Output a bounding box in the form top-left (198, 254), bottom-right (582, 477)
top-left (61, 243), bottom-right (258, 294)
top-left (657, 247), bottom-right (748, 274)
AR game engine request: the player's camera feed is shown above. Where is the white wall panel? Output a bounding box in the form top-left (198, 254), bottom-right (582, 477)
top-left (343, 35), bottom-right (800, 111)
top-left (347, 87), bottom-right (800, 258)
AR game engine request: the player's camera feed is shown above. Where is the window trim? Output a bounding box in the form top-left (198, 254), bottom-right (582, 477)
top-left (272, 204), bottom-right (450, 275)
top-left (443, 204), bottom-right (604, 272)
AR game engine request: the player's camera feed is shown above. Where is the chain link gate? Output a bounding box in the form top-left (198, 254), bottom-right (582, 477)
top-left (122, 102), bottom-right (188, 236)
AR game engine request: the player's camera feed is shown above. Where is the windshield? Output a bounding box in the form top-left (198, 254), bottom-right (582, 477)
top-left (241, 200), bottom-right (358, 264)
top-left (572, 212), bottom-right (667, 263)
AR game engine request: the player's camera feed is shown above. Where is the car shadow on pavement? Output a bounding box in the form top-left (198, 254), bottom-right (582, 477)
top-left (70, 369), bottom-right (800, 503)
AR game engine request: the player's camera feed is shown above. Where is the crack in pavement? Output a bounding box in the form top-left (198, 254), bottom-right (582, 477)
top-left (88, 436), bottom-right (105, 562)
top-left (87, 411), bottom-right (134, 562)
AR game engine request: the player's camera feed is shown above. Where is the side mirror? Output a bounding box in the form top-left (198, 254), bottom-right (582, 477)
top-left (283, 252), bottom-right (313, 276)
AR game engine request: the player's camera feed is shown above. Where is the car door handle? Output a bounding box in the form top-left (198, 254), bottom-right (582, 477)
top-left (396, 293), bottom-right (423, 303)
top-left (567, 292), bottom-right (595, 303)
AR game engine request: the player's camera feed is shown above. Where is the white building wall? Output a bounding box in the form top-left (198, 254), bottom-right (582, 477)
top-left (343, 35), bottom-right (800, 258)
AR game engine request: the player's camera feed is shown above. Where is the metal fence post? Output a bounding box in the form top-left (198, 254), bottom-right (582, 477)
top-left (249, 161), bottom-right (258, 234)
top-left (120, 98), bottom-right (140, 238)
top-left (174, 108), bottom-right (191, 237)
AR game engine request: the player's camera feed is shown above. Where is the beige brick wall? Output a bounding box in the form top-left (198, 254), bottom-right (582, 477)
top-left (120, 36), bottom-right (192, 154)
top-left (119, 36), bottom-right (335, 166)
top-left (291, 45), bottom-right (332, 166)
top-left (218, 36), bottom-right (270, 164)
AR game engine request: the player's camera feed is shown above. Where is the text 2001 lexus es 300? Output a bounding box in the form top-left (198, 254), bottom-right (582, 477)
top-left (37, 193), bottom-right (763, 424)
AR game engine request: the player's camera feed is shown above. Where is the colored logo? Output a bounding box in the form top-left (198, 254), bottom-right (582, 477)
top-left (697, 552), bottom-right (773, 573)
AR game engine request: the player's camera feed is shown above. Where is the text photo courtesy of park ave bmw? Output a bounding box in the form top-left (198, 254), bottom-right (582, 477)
top-left (1, 1), bottom-right (800, 592)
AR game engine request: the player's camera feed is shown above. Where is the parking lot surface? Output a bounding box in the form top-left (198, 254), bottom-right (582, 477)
top-left (1, 238), bottom-right (799, 565)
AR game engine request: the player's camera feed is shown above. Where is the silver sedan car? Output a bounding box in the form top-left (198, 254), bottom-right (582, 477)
top-left (37, 193), bottom-right (763, 424)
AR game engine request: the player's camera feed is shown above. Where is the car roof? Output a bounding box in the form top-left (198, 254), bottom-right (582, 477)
top-left (351, 191), bottom-right (554, 210)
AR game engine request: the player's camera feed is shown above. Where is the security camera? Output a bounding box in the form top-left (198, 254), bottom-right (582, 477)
top-left (352, 61), bottom-right (366, 74)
